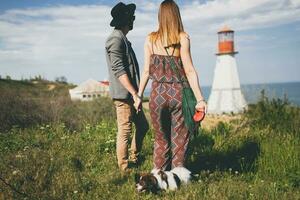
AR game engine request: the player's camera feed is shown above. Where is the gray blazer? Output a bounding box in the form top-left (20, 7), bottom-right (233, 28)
top-left (105, 29), bottom-right (140, 99)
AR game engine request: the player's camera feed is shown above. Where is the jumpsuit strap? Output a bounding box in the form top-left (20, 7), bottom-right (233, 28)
top-left (164, 44), bottom-right (177, 56)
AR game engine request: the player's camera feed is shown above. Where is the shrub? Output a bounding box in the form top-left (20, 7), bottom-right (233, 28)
top-left (0, 80), bottom-right (116, 132)
top-left (61, 98), bottom-right (116, 131)
top-left (243, 90), bottom-right (300, 133)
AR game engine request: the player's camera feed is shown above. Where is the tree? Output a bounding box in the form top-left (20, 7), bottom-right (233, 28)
top-left (55, 76), bottom-right (68, 84)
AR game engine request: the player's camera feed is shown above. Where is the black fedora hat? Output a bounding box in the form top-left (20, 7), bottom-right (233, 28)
top-left (110, 2), bottom-right (136, 27)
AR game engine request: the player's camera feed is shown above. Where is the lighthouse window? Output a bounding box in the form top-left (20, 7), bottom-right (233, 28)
top-left (225, 32), bottom-right (233, 41)
top-left (219, 32), bottom-right (234, 41)
top-left (218, 34), bottom-right (223, 42)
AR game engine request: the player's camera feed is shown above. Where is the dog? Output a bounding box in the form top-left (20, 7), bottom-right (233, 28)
top-left (135, 167), bottom-right (191, 193)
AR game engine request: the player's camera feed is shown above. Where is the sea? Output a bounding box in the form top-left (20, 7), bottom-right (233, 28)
top-left (144, 82), bottom-right (300, 107)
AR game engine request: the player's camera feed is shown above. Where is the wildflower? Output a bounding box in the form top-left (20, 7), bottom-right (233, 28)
top-left (12, 170), bottom-right (19, 175)
top-left (73, 190), bottom-right (78, 194)
top-left (105, 139), bottom-right (115, 144)
top-left (23, 146), bottom-right (29, 151)
top-left (15, 154), bottom-right (22, 158)
top-left (235, 171), bottom-right (239, 175)
top-left (40, 126), bottom-right (45, 130)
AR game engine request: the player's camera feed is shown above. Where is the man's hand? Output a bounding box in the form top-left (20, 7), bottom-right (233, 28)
top-left (133, 94), bottom-right (142, 113)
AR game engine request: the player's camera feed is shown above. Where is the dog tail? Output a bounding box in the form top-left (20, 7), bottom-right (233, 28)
top-left (171, 167), bottom-right (191, 184)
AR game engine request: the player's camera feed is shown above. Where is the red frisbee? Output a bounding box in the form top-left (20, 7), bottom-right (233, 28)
top-left (193, 110), bottom-right (205, 122)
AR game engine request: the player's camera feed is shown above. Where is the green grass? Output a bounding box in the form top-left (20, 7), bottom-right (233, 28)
top-left (0, 80), bottom-right (299, 199)
top-left (1, 120), bottom-right (299, 199)
top-left (0, 79), bottom-right (116, 132)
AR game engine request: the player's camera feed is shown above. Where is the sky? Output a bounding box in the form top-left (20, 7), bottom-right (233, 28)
top-left (0, 0), bottom-right (300, 86)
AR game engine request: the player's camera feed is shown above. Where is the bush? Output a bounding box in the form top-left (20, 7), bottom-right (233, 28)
top-left (0, 90), bottom-right (51, 131)
top-left (61, 98), bottom-right (116, 131)
top-left (243, 90), bottom-right (300, 133)
top-left (0, 80), bottom-right (116, 132)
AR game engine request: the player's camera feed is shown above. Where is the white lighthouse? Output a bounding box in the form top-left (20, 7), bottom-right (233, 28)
top-left (207, 26), bottom-right (247, 114)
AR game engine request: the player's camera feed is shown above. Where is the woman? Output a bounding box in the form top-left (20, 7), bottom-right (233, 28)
top-left (135, 0), bottom-right (207, 170)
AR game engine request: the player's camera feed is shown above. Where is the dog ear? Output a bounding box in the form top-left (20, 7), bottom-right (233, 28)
top-left (149, 175), bottom-right (159, 193)
top-left (134, 173), bottom-right (140, 183)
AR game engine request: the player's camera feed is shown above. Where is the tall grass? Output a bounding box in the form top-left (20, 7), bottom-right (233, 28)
top-left (0, 79), bottom-right (116, 132)
top-left (0, 80), bottom-right (299, 199)
top-left (241, 90), bottom-right (300, 189)
top-left (243, 90), bottom-right (300, 133)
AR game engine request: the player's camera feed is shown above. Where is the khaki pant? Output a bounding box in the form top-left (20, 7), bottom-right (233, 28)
top-left (113, 99), bottom-right (149, 171)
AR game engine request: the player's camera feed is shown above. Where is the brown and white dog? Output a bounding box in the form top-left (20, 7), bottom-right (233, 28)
top-left (135, 167), bottom-right (191, 193)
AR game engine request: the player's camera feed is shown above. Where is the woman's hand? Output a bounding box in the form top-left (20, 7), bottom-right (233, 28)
top-left (195, 100), bottom-right (207, 113)
top-left (133, 94), bottom-right (142, 113)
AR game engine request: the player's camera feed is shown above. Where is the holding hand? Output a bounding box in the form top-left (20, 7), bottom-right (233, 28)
top-left (133, 94), bottom-right (142, 113)
top-left (195, 99), bottom-right (207, 114)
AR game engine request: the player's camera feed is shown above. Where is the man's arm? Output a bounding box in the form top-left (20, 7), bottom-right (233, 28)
top-left (118, 74), bottom-right (138, 97)
top-left (107, 36), bottom-right (139, 98)
top-left (107, 37), bottom-right (127, 78)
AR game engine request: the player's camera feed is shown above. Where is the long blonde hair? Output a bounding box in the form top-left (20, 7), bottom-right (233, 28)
top-left (150, 0), bottom-right (184, 47)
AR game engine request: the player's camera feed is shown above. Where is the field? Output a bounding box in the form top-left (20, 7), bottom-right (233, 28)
top-left (0, 78), bottom-right (299, 200)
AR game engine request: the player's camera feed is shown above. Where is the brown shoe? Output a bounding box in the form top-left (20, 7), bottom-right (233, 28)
top-left (129, 154), bottom-right (138, 164)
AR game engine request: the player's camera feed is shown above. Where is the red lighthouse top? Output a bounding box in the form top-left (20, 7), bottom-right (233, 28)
top-left (216, 26), bottom-right (238, 55)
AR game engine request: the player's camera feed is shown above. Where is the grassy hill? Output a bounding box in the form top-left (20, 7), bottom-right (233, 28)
top-left (0, 78), bottom-right (72, 96)
top-left (0, 78), bottom-right (115, 132)
top-left (0, 79), bottom-right (299, 199)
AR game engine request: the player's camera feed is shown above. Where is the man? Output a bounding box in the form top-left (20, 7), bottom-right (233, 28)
top-left (105, 2), bottom-right (149, 172)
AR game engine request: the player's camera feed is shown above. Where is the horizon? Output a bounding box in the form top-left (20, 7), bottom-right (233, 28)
top-left (1, 75), bottom-right (300, 88)
top-left (0, 0), bottom-right (300, 85)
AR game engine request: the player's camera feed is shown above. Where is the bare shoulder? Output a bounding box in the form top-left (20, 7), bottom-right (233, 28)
top-left (144, 34), bottom-right (152, 47)
top-left (147, 32), bottom-right (157, 43)
top-left (179, 32), bottom-right (190, 49)
top-left (180, 32), bottom-right (190, 41)
top-left (146, 34), bottom-right (152, 42)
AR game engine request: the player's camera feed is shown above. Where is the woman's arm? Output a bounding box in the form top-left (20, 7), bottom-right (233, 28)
top-left (180, 32), bottom-right (207, 112)
top-left (135, 36), bottom-right (151, 111)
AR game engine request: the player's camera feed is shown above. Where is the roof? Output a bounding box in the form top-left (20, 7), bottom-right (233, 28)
top-left (70, 79), bottom-right (108, 92)
top-left (218, 25), bottom-right (234, 33)
top-left (100, 81), bottom-right (109, 86)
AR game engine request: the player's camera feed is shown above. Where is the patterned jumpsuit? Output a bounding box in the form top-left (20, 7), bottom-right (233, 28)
top-left (149, 52), bottom-right (190, 170)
